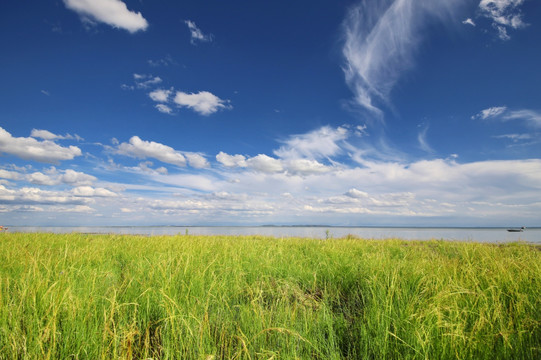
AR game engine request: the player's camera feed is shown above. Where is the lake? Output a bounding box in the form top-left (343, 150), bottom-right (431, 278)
top-left (5, 226), bottom-right (540, 243)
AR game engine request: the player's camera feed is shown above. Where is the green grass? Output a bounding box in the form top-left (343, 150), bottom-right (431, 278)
top-left (0, 233), bottom-right (540, 359)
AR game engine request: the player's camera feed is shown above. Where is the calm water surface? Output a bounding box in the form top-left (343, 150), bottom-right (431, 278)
top-left (6, 226), bottom-right (541, 243)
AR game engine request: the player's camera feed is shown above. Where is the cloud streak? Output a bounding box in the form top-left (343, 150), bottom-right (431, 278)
top-left (342, 0), bottom-right (464, 116)
top-left (184, 20), bottom-right (213, 44)
top-left (473, 106), bottom-right (541, 128)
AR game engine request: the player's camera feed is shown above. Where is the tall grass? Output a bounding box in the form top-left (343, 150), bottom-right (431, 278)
top-left (0, 233), bottom-right (540, 359)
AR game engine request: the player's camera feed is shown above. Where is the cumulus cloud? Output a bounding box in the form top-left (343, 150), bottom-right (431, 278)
top-left (149, 89), bottom-right (174, 114)
top-left (173, 91), bottom-right (231, 116)
top-left (0, 169), bottom-right (23, 181)
top-left (71, 186), bottom-right (117, 197)
top-left (342, 0), bottom-right (464, 115)
top-left (184, 20), bottom-right (213, 44)
top-left (478, 0), bottom-right (527, 40)
top-left (25, 169), bottom-right (96, 186)
top-left (63, 0), bottom-right (148, 33)
top-left (285, 159), bottom-right (331, 175)
top-left (61, 169), bottom-right (96, 185)
top-left (0, 127), bottom-right (81, 164)
top-left (26, 172), bottom-right (58, 186)
top-left (274, 126), bottom-right (348, 160)
top-left (346, 188), bottom-right (369, 198)
top-left (148, 88), bottom-right (172, 102)
top-left (243, 155), bottom-right (283, 174)
top-left (216, 152), bottom-right (247, 168)
top-left (0, 185), bottom-right (90, 205)
top-left (116, 136), bottom-right (187, 167)
top-left (185, 153), bottom-right (210, 169)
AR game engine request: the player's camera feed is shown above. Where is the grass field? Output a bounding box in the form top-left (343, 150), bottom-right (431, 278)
top-left (0, 233), bottom-right (540, 359)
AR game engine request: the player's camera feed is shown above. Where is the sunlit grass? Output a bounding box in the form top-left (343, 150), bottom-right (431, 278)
top-left (0, 233), bottom-right (540, 359)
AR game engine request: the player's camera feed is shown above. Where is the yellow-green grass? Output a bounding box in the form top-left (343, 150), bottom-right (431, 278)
top-left (0, 233), bottom-right (540, 359)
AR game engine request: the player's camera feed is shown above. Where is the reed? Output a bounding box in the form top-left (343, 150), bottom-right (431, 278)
top-left (0, 232), bottom-right (539, 359)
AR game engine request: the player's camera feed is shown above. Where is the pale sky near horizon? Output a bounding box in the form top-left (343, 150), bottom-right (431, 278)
top-left (1, 0), bottom-right (540, 226)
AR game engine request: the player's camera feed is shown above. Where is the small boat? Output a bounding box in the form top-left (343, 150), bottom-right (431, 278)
top-left (507, 227), bottom-right (525, 232)
top-left (0, 226), bottom-right (7, 231)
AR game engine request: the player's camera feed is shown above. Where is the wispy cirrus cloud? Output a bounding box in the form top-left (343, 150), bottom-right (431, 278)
top-left (184, 20), bottom-right (213, 45)
top-left (30, 129), bottom-right (82, 141)
top-left (342, 0), bottom-right (465, 116)
top-left (63, 0), bottom-right (148, 33)
top-left (473, 106), bottom-right (541, 127)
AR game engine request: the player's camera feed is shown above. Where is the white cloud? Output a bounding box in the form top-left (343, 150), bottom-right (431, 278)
top-left (285, 159), bottom-right (331, 175)
top-left (185, 153), bottom-right (210, 169)
top-left (493, 133), bottom-right (532, 141)
top-left (417, 125), bottom-right (434, 153)
top-left (63, 0), bottom-right (148, 33)
top-left (346, 188), bottom-right (369, 198)
top-left (3, 123), bottom-right (540, 226)
top-left (0, 185), bottom-right (90, 205)
top-left (62, 205), bottom-right (96, 213)
top-left (0, 127), bottom-right (81, 164)
top-left (0, 169), bottom-right (23, 181)
top-left (479, 0), bottom-right (527, 40)
top-left (61, 169), bottom-right (96, 186)
top-left (184, 20), bottom-right (213, 44)
top-left (71, 186), bottom-right (117, 197)
top-left (148, 89), bottom-right (172, 103)
top-left (342, 0), bottom-right (464, 115)
top-left (462, 18), bottom-right (476, 26)
top-left (245, 155), bottom-right (284, 173)
top-left (116, 136), bottom-right (187, 167)
top-left (174, 91), bottom-right (231, 116)
top-left (473, 106), bottom-right (541, 127)
top-left (216, 152), bottom-right (247, 168)
top-left (135, 74), bottom-right (162, 89)
top-left (274, 126), bottom-right (348, 160)
top-left (148, 55), bottom-right (175, 67)
top-left (502, 109), bottom-right (541, 128)
top-left (30, 129), bottom-right (81, 141)
top-left (149, 89), bottom-right (174, 114)
top-left (26, 172), bottom-right (58, 186)
top-left (25, 169), bottom-right (95, 186)
top-left (472, 106), bottom-right (508, 120)
top-left (155, 104), bottom-right (173, 114)
top-left (137, 161), bottom-right (168, 174)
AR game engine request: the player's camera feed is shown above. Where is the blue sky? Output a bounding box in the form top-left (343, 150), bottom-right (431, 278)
top-left (1, 0), bottom-right (540, 226)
